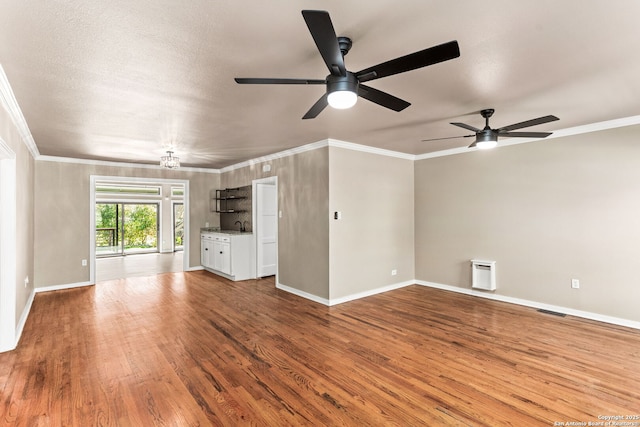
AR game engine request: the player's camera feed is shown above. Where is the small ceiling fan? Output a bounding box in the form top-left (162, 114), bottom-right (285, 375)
top-left (422, 109), bottom-right (560, 149)
top-left (235, 10), bottom-right (460, 119)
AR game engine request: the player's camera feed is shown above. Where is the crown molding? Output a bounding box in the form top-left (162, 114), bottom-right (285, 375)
top-left (220, 138), bottom-right (414, 173)
top-left (36, 155), bottom-right (220, 173)
top-left (0, 65), bottom-right (40, 159)
top-left (219, 139), bottom-right (329, 173)
top-left (327, 139), bottom-right (415, 160)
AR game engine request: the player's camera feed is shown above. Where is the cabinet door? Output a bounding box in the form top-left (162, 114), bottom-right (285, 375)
top-left (219, 242), bottom-right (231, 275)
top-left (201, 239), bottom-right (214, 268)
top-left (214, 241), bottom-right (231, 275)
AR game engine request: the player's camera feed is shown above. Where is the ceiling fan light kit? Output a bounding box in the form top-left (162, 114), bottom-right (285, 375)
top-left (326, 72), bottom-right (359, 109)
top-left (234, 10), bottom-right (460, 119)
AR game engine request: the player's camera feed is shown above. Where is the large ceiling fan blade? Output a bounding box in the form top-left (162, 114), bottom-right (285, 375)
top-left (422, 135), bottom-right (474, 142)
top-left (235, 78), bottom-right (325, 85)
top-left (358, 84), bottom-right (410, 112)
top-left (302, 10), bottom-right (346, 77)
top-left (498, 115), bottom-right (559, 132)
top-left (355, 40), bottom-right (460, 83)
top-left (450, 122), bottom-right (481, 132)
top-left (498, 131), bottom-right (553, 138)
top-left (302, 94), bottom-right (328, 119)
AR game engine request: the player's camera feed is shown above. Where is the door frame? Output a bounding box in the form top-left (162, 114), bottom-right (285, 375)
top-left (0, 138), bottom-right (16, 352)
top-left (252, 176), bottom-right (278, 281)
top-left (172, 201), bottom-right (184, 252)
top-left (90, 176), bottom-right (190, 284)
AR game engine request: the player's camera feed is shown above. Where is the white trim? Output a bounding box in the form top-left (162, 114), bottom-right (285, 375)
top-left (416, 114), bottom-right (640, 161)
top-left (35, 281), bottom-right (93, 293)
top-left (276, 282), bottom-right (331, 306)
top-left (14, 289), bottom-right (35, 347)
top-left (186, 266), bottom-right (204, 272)
top-left (276, 280), bottom-right (414, 307)
top-left (221, 138), bottom-right (414, 173)
top-left (327, 139), bottom-right (415, 160)
top-left (221, 140), bottom-right (328, 173)
top-left (415, 280), bottom-right (640, 331)
top-left (0, 65), bottom-right (39, 158)
top-left (90, 176), bottom-right (190, 284)
top-left (328, 280), bottom-right (414, 306)
top-left (0, 139), bottom-right (17, 352)
top-left (38, 155), bottom-right (219, 174)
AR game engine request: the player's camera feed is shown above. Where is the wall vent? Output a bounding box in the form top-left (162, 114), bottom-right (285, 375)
top-left (471, 260), bottom-right (496, 291)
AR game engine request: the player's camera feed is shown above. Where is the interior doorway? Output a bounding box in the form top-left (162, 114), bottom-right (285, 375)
top-left (90, 176), bottom-right (189, 284)
top-left (252, 176), bottom-right (278, 279)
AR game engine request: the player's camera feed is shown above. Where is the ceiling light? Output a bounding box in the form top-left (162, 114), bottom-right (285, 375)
top-left (475, 139), bottom-right (498, 150)
top-left (326, 73), bottom-right (359, 110)
top-left (327, 90), bottom-right (357, 109)
top-left (471, 130), bottom-right (498, 150)
top-left (160, 151), bottom-right (180, 169)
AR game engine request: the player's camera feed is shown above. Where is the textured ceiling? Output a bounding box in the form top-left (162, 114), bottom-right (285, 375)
top-left (1, 1), bottom-right (640, 169)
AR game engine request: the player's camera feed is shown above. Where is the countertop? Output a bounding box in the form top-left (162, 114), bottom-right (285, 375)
top-left (200, 227), bottom-right (253, 235)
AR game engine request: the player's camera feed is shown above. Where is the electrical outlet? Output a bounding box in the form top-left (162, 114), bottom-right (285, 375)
top-left (82, 259), bottom-right (87, 267)
top-left (571, 279), bottom-right (580, 289)
top-left (391, 269), bottom-right (397, 276)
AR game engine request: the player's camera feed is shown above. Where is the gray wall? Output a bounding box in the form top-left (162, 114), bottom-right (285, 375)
top-left (221, 147), bottom-right (330, 299)
top-left (415, 125), bottom-right (640, 322)
top-left (0, 105), bottom-right (35, 326)
top-left (34, 161), bottom-right (219, 287)
top-left (329, 147), bottom-right (414, 299)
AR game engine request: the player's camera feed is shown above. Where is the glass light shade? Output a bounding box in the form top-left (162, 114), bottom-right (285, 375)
top-left (475, 140), bottom-right (498, 150)
top-left (160, 151), bottom-right (180, 169)
top-left (327, 90), bottom-right (358, 109)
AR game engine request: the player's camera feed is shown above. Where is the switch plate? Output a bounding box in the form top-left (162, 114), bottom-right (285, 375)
top-left (391, 269), bottom-right (397, 276)
top-left (82, 259), bottom-right (87, 267)
top-left (571, 279), bottom-right (580, 289)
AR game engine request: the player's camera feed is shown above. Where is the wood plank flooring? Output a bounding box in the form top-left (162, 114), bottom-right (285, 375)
top-left (1, 271), bottom-right (639, 426)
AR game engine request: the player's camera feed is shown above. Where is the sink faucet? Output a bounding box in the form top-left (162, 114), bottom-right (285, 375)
top-left (235, 220), bottom-right (245, 232)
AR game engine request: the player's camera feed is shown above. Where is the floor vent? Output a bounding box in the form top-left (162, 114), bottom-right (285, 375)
top-left (537, 309), bottom-right (567, 317)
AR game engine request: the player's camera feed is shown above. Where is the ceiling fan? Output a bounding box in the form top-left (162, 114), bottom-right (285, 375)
top-left (235, 10), bottom-right (460, 119)
top-left (422, 109), bottom-right (560, 149)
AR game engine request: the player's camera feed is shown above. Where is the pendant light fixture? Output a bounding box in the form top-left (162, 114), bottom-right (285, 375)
top-left (160, 151), bottom-right (180, 169)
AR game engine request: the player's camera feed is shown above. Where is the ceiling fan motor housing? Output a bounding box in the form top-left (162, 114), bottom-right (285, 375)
top-left (476, 128), bottom-right (499, 143)
top-left (326, 72), bottom-right (359, 95)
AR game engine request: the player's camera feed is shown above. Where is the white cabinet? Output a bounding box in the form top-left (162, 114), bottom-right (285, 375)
top-left (213, 239), bottom-right (231, 275)
top-left (201, 232), bottom-right (255, 281)
top-left (201, 234), bottom-right (214, 268)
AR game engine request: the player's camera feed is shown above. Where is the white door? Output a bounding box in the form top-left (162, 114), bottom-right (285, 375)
top-left (256, 183), bottom-right (277, 277)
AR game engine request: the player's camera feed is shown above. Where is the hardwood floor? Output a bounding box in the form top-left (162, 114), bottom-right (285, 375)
top-left (1, 272), bottom-right (639, 426)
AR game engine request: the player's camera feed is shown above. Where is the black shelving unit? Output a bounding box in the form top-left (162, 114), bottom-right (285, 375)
top-left (214, 187), bottom-right (247, 213)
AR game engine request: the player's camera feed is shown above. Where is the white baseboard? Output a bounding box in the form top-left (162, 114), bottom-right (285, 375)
top-left (328, 280), bottom-right (414, 306)
top-left (13, 289), bottom-right (35, 350)
top-left (35, 281), bottom-right (94, 293)
top-left (415, 280), bottom-right (640, 331)
top-left (186, 266), bottom-right (204, 272)
top-left (276, 282), bottom-right (330, 306)
top-left (276, 280), bottom-right (414, 307)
